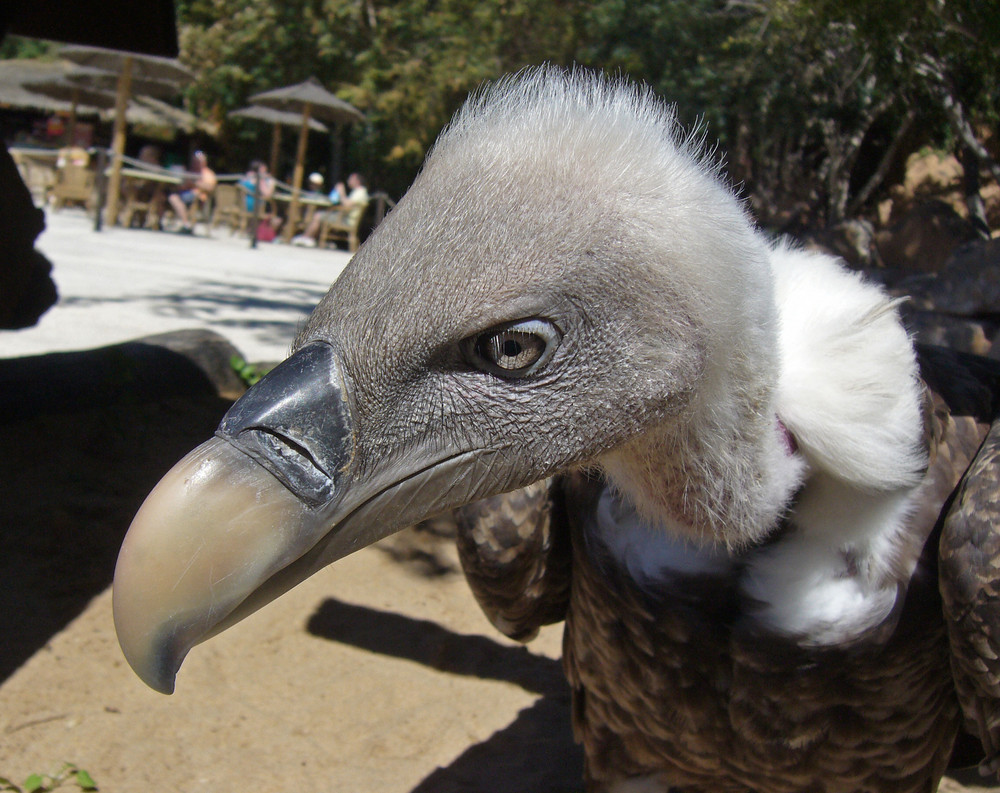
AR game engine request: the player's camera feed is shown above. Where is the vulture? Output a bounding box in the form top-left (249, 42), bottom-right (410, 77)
top-left (113, 68), bottom-right (1000, 792)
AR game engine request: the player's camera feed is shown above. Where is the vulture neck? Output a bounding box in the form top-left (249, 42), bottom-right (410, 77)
top-left (600, 335), bottom-right (802, 551)
top-left (598, 242), bottom-right (803, 551)
top-left (593, 244), bottom-right (930, 642)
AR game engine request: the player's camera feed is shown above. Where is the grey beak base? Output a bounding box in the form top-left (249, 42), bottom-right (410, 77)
top-left (218, 342), bottom-right (352, 506)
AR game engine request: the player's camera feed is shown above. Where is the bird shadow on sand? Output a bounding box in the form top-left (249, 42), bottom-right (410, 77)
top-left (307, 597), bottom-right (584, 792)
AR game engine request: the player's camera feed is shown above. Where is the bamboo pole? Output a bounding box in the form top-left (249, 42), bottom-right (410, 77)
top-left (269, 122), bottom-right (282, 177)
top-left (282, 101), bottom-right (311, 242)
top-left (105, 55), bottom-right (133, 226)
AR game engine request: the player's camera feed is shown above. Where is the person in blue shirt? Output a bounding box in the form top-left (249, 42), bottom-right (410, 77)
top-left (240, 160), bottom-right (276, 213)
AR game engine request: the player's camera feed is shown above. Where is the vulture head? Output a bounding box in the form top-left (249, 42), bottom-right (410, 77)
top-left (113, 68), bottom-right (909, 694)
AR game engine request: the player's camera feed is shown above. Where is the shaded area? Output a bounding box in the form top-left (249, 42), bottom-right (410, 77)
top-left (54, 279), bottom-right (330, 359)
top-left (411, 698), bottom-right (584, 793)
top-left (377, 514), bottom-right (462, 578)
top-left (60, 279), bottom-right (328, 321)
top-left (307, 598), bottom-right (583, 792)
top-left (0, 331), bottom-right (240, 681)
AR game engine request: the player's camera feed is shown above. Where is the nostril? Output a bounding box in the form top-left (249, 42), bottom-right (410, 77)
top-left (223, 427), bottom-right (335, 507)
top-left (215, 342), bottom-right (353, 508)
top-left (248, 427), bottom-right (327, 475)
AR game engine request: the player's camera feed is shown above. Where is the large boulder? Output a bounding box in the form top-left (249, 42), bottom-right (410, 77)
top-left (798, 219), bottom-right (879, 270)
top-left (884, 238), bottom-right (1000, 357)
top-left (0, 328), bottom-right (248, 421)
top-left (875, 201), bottom-right (980, 274)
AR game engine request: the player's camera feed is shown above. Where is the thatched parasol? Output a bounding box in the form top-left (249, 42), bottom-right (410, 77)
top-left (126, 95), bottom-right (204, 134)
top-left (58, 45), bottom-right (193, 86)
top-left (59, 45), bottom-right (195, 225)
top-left (249, 77), bottom-right (363, 240)
top-left (22, 75), bottom-right (116, 144)
top-left (24, 76), bottom-right (202, 140)
top-left (229, 105), bottom-right (329, 176)
top-left (0, 59), bottom-right (105, 116)
top-left (66, 69), bottom-right (184, 100)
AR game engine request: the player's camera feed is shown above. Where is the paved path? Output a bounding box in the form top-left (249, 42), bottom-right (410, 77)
top-left (4, 208), bottom-right (351, 362)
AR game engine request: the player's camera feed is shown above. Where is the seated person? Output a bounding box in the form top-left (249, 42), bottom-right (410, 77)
top-left (304, 172), bottom-right (341, 205)
top-left (167, 150), bottom-right (216, 235)
top-left (292, 172), bottom-right (368, 247)
top-left (306, 171), bottom-right (327, 198)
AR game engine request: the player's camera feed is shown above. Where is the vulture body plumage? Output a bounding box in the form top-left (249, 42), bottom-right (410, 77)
top-left (113, 69), bottom-right (1000, 792)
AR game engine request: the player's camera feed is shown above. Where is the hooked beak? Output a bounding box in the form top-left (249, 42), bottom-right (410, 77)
top-left (113, 342), bottom-right (496, 694)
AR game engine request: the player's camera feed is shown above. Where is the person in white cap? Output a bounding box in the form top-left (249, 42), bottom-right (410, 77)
top-left (292, 172), bottom-right (367, 247)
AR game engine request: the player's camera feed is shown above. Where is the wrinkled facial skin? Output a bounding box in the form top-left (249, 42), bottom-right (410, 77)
top-left (297, 162), bottom-right (705, 496)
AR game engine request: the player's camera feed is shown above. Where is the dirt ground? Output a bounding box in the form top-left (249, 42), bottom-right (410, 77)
top-left (0, 340), bottom-right (997, 793)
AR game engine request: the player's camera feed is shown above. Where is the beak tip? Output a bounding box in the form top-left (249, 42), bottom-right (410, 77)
top-left (131, 656), bottom-right (179, 696)
top-left (110, 434), bottom-right (319, 696)
top-left (112, 586), bottom-right (181, 695)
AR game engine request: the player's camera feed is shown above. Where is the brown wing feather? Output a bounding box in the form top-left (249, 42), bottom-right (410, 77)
top-left (454, 476), bottom-right (572, 641)
top-left (919, 345), bottom-right (1000, 774)
top-left (940, 419), bottom-right (1000, 774)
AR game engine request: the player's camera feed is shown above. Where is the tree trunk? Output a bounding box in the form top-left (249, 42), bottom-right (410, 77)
top-left (959, 144), bottom-right (991, 239)
top-left (846, 108), bottom-right (916, 218)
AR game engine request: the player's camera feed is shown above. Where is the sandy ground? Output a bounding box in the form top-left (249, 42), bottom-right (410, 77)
top-left (0, 209), bottom-right (996, 792)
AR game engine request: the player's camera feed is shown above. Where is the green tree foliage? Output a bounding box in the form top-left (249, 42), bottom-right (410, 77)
top-left (177, 0), bottom-right (589, 195)
top-left (0, 36), bottom-right (56, 59)
top-left (170, 0), bottom-right (997, 224)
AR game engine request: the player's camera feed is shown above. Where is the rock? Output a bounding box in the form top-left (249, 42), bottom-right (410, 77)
top-left (889, 238), bottom-right (1000, 315)
top-left (875, 201), bottom-right (980, 274)
top-left (797, 219), bottom-right (879, 270)
top-left (898, 305), bottom-right (994, 357)
top-left (933, 239), bottom-right (1000, 316)
top-left (880, 238), bottom-right (1000, 357)
top-left (136, 328), bottom-right (249, 400)
top-left (0, 328), bottom-right (247, 422)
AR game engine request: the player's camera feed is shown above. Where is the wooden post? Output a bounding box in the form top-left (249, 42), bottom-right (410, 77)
top-left (269, 122), bottom-right (282, 177)
top-left (105, 56), bottom-right (133, 227)
top-left (282, 102), bottom-right (311, 242)
top-left (67, 88), bottom-right (79, 146)
top-left (93, 147), bottom-right (108, 232)
top-left (250, 163), bottom-right (262, 250)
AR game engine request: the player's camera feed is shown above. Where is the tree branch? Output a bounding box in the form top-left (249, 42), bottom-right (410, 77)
top-left (845, 106), bottom-right (916, 218)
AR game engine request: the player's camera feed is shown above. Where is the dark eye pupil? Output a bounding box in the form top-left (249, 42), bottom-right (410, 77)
top-left (471, 323), bottom-right (555, 377)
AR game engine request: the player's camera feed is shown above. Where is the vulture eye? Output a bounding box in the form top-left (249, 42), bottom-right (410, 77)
top-left (467, 319), bottom-right (561, 378)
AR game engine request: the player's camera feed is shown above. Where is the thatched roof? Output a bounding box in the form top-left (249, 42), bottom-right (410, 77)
top-left (59, 46), bottom-right (193, 86)
top-left (0, 58), bottom-right (215, 136)
top-left (250, 77), bottom-right (364, 126)
top-left (0, 59), bottom-right (105, 115)
top-left (229, 104), bottom-right (329, 132)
